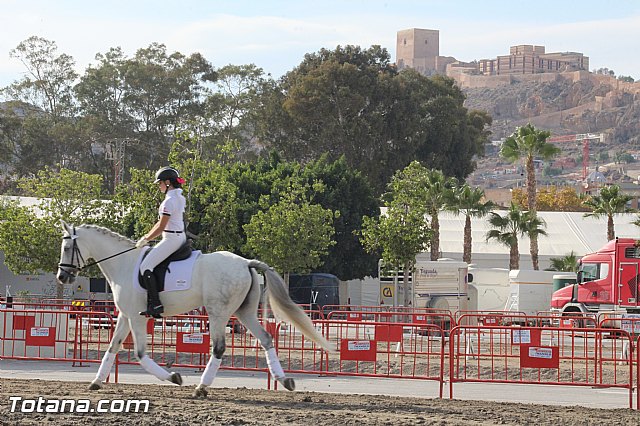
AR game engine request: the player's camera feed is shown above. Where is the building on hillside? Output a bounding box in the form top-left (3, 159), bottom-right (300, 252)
top-left (479, 45), bottom-right (589, 76)
top-left (396, 28), bottom-right (589, 78)
top-left (396, 28), bottom-right (456, 75)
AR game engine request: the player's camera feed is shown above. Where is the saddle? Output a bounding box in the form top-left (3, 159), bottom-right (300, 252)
top-left (138, 241), bottom-right (193, 292)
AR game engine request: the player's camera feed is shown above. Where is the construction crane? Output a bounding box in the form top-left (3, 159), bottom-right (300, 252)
top-left (546, 133), bottom-right (605, 180)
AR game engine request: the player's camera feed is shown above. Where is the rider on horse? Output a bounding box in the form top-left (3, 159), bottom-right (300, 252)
top-left (135, 166), bottom-right (187, 317)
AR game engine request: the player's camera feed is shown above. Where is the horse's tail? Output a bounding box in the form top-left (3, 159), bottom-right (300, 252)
top-left (248, 260), bottom-right (335, 353)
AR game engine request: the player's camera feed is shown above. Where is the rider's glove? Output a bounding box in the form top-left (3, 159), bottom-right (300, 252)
top-left (135, 237), bottom-right (149, 248)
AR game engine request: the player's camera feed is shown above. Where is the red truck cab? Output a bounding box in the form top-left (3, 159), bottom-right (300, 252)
top-left (551, 238), bottom-right (640, 314)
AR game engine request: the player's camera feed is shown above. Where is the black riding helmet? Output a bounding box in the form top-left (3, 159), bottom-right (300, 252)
top-left (154, 166), bottom-right (180, 183)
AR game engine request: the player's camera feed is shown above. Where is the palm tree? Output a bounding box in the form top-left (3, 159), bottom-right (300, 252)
top-left (447, 183), bottom-right (495, 264)
top-left (582, 185), bottom-right (635, 241)
top-left (545, 251), bottom-right (579, 272)
top-left (500, 124), bottom-right (560, 270)
top-left (486, 202), bottom-right (547, 270)
top-left (423, 169), bottom-right (457, 261)
top-left (389, 163), bottom-right (457, 261)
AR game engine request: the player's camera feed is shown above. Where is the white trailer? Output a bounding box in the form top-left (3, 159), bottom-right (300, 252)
top-left (467, 267), bottom-right (510, 312)
top-left (505, 270), bottom-right (557, 315)
top-left (379, 259), bottom-right (468, 313)
top-left (412, 260), bottom-right (469, 313)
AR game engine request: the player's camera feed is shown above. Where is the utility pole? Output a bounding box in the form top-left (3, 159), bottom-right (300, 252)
top-left (105, 138), bottom-right (129, 191)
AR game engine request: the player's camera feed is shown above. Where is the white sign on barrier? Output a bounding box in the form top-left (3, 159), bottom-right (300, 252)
top-left (30, 328), bottom-right (50, 337)
top-left (182, 333), bottom-right (204, 344)
top-left (512, 329), bottom-right (531, 344)
top-left (528, 347), bottom-right (552, 359)
top-left (621, 314), bottom-right (640, 334)
top-left (348, 341), bottom-right (371, 351)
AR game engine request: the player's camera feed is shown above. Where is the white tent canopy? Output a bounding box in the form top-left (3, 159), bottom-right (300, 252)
top-left (435, 211), bottom-right (639, 270)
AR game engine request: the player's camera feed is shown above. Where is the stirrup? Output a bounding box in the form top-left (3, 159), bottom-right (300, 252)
top-left (139, 304), bottom-right (164, 318)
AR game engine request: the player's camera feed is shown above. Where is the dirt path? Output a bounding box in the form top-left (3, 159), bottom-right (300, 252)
top-left (0, 378), bottom-right (638, 425)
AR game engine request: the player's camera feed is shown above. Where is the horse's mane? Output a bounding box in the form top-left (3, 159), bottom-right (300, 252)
top-left (79, 224), bottom-right (135, 244)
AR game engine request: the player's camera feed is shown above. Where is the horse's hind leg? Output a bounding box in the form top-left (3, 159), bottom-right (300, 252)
top-left (129, 316), bottom-right (182, 385)
top-left (235, 309), bottom-right (295, 391)
top-left (89, 312), bottom-right (130, 390)
top-left (194, 316), bottom-right (227, 398)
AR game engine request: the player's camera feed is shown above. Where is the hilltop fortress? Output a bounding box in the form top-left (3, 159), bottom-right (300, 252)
top-left (395, 28), bottom-right (638, 92)
top-left (395, 27), bottom-right (640, 149)
top-left (396, 27), bottom-right (588, 86)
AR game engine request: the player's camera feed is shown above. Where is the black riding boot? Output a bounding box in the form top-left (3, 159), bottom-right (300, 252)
top-left (139, 270), bottom-right (164, 318)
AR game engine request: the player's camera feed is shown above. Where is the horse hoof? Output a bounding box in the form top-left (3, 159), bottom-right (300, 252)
top-left (88, 382), bottom-right (102, 391)
top-left (194, 385), bottom-right (208, 398)
top-left (282, 378), bottom-right (295, 391)
top-left (169, 372), bottom-right (183, 386)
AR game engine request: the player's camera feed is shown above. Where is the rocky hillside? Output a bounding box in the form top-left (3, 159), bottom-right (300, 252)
top-left (462, 72), bottom-right (640, 149)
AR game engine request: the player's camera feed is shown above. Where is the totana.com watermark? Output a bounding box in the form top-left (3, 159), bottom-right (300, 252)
top-left (8, 396), bottom-right (150, 413)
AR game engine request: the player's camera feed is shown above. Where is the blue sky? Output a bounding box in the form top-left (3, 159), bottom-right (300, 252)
top-left (1, 0), bottom-right (639, 89)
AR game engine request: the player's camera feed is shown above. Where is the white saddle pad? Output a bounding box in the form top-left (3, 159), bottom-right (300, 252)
top-left (133, 248), bottom-right (202, 293)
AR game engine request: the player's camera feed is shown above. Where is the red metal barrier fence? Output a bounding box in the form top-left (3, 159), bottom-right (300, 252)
top-left (449, 324), bottom-right (635, 408)
top-left (0, 308), bottom-right (116, 377)
top-left (637, 334), bottom-right (640, 410)
top-left (314, 319), bottom-right (445, 398)
top-left (1, 304), bottom-right (638, 408)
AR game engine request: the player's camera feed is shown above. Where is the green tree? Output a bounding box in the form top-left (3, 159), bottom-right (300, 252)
top-left (0, 168), bottom-right (107, 297)
top-left (0, 105), bottom-right (30, 176)
top-left (582, 185), bottom-right (634, 241)
top-left (105, 167), bottom-right (160, 238)
top-left (73, 47), bottom-right (136, 183)
top-left (408, 73), bottom-right (492, 182)
top-left (486, 203), bottom-right (547, 270)
top-left (2, 37), bottom-right (85, 174)
top-left (166, 130), bottom-right (245, 250)
top-left (448, 183), bottom-right (495, 264)
top-left (211, 152), bottom-right (378, 280)
top-left (423, 169), bottom-right (457, 261)
top-left (512, 186), bottom-right (587, 212)
top-left (75, 43), bottom-right (216, 177)
top-left (388, 163), bottom-right (456, 261)
top-left (500, 124), bottom-right (559, 270)
top-left (256, 46), bottom-right (491, 195)
top-left (243, 181), bottom-right (337, 284)
top-left (202, 64), bottom-right (266, 159)
top-left (630, 214), bottom-right (640, 230)
top-left (545, 251), bottom-right (579, 272)
top-left (301, 155), bottom-right (379, 280)
top-left (360, 164), bottom-right (433, 306)
top-left (188, 163), bottom-right (243, 252)
top-left (3, 36), bottom-right (78, 120)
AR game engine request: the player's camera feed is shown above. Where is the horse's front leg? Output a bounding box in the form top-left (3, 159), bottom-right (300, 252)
top-left (89, 312), bottom-right (130, 390)
top-left (129, 316), bottom-right (182, 385)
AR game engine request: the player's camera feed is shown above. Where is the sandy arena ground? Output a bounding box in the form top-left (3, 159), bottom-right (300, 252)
top-left (0, 378), bottom-right (638, 425)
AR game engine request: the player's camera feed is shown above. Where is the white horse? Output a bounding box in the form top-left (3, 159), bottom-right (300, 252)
top-left (56, 221), bottom-right (334, 397)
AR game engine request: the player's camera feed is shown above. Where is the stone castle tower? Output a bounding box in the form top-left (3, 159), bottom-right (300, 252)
top-left (396, 28), bottom-right (440, 74)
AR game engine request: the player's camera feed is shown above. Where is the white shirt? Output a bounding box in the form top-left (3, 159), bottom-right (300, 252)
top-left (158, 188), bottom-right (186, 232)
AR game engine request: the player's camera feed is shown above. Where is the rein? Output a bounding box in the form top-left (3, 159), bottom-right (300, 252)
top-left (82, 247), bottom-right (138, 270)
top-left (58, 226), bottom-right (138, 274)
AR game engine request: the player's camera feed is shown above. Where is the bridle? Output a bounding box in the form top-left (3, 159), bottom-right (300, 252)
top-left (58, 226), bottom-right (137, 278)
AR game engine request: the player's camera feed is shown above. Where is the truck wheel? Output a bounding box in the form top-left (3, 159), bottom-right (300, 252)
top-left (562, 311), bottom-right (584, 328)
